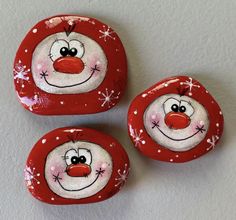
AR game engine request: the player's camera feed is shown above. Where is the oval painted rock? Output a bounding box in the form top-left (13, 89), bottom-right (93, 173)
top-left (14, 15), bottom-right (127, 115)
top-left (128, 76), bottom-right (224, 163)
top-left (24, 127), bottom-right (130, 204)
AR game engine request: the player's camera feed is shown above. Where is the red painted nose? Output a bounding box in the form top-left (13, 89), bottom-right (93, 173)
top-left (53, 57), bottom-right (84, 74)
top-left (164, 112), bottom-right (190, 129)
top-left (66, 164), bottom-right (91, 177)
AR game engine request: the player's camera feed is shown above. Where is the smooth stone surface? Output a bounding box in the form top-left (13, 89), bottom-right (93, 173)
top-left (14, 15), bottom-right (127, 115)
top-left (128, 76), bottom-right (224, 162)
top-left (25, 127), bottom-right (130, 204)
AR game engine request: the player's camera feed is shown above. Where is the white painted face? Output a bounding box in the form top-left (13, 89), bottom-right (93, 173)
top-left (144, 94), bottom-right (209, 151)
top-left (45, 141), bottom-right (112, 199)
top-left (32, 32), bottom-right (107, 94)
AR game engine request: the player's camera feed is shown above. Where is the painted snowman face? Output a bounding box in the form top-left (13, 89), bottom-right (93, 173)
top-left (144, 94), bottom-right (209, 151)
top-left (45, 141), bottom-right (112, 199)
top-left (32, 32), bottom-right (107, 94)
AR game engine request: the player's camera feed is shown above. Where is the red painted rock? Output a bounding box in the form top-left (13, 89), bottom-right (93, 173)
top-left (24, 127), bottom-right (130, 204)
top-left (14, 15), bottom-right (127, 115)
top-left (128, 76), bottom-right (224, 163)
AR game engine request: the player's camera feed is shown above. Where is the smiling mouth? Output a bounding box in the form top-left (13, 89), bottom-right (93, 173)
top-left (151, 121), bottom-right (206, 141)
top-left (40, 65), bottom-right (100, 88)
top-left (52, 168), bottom-right (104, 192)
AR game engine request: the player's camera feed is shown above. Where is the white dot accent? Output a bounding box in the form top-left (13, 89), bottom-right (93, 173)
top-left (164, 83), bottom-right (168, 87)
top-left (134, 110), bottom-right (138, 115)
top-left (98, 195), bottom-right (102, 199)
top-left (22, 84), bottom-right (25, 88)
top-left (142, 140), bottom-right (146, 144)
top-left (32, 28), bottom-right (37, 33)
top-left (25, 49), bottom-right (28, 53)
top-left (157, 149), bottom-right (161, 153)
top-left (189, 92), bottom-right (192, 96)
top-left (56, 136), bottom-right (59, 140)
top-left (170, 159), bottom-right (173, 162)
top-left (60, 101), bottom-right (64, 105)
top-left (142, 93), bottom-right (147, 98)
top-left (51, 197), bottom-right (55, 201)
top-left (219, 111), bottom-right (222, 115)
top-left (216, 123), bottom-right (219, 127)
top-left (175, 155), bottom-right (179, 158)
top-left (42, 139), bottom-right (46, 144)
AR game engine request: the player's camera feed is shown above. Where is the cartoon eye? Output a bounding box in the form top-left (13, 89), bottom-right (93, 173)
top-left (65, 149), bottom-right (78, 165)
top-left (69, 40), bottom-right (85, 58)
top-left (49, 39), bottom-right (69, 61)
top-left (78, 148), bottom-right (92, 165)
top-left (163, 98), bottom-right (180, 114)
top-left (179, 100), bottom-right (194, 117)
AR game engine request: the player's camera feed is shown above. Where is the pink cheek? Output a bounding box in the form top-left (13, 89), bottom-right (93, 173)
top-left (49, 164), bottom-right (66, 181)
top-left (33, 60), bottom-right (53, 78)
top-left (148, 112), bottom-right (163, 127)
top-left (190, 120), bottom-right (205, 133)
top-left (94, 162), bottom-right (112, 178)
top-left (86, 55), bottom-right (105, 77)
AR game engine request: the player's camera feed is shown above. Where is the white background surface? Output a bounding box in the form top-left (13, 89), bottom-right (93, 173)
top-left (1, 0), bottom-right (236, 219)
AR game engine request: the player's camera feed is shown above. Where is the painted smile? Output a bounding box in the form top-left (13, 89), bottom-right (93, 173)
top-left (52, 168), bottom-right (105, 192)
top-left (40, 65), bottom-right (100, 88)
top-left (151, 121), bottom-right (206, 141)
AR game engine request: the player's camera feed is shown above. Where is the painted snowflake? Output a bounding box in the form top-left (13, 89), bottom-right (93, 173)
top-left (130, 128), bottom-right (146, 147)
top-left (17, 94), bottom-right (38, 111)
top-left (98, 88), bottom-right (120, 108)
top-left (115, 163), bottom-right (130, 189)
top-left (180, 77), bottom-right (200, 96)
top-left (99, 26), bottom-right (116, 42)
top-left (24, 166), bottom-right (40, 189)
top-left (13, 60), bottom-right (30, 84)
top-left (206, 135), bottom-right (219, 151)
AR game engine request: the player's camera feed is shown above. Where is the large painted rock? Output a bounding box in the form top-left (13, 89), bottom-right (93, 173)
top-left (14, 15), bottom-right (127, 115)
top-left (24, 127), bottom-right (130, 204)
top-left (128, 76), bottom-right (224, 163)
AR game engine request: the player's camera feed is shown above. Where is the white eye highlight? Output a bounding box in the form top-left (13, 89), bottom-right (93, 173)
top-left (163, 98), bottom-right (180, 114)
top-left (179, 100), bottom-right (194, 117)
top-left (65, 149), bottom-right (78, 166)
top-left (69, 40), bottom-right (85, 58)
top-left (49, 39), bottom-right (69, 61)
top-left (78, 148), bottom-right (92, 165)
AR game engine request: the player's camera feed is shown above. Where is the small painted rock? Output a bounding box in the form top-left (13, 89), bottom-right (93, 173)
top-left (24, 127), bottom-right (130, 204)
top-left (128, 76), bottom-right (224, 163)
top-left (14, 15), bottom-right (127, 115)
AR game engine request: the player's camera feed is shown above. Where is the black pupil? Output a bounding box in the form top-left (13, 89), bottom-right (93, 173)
top-left (179, 106), bottom-right (186, 113)
top-left (79, 156), bottom-right (86, 163)
top-left (70, 155), bottom-right (86, 164)
top-left (71, 156), bottom-right (79, 164)
top-left (60, 47), bottom-right (69, 56)
top-left (171, 104), bottom-right (179, 112)
top-left (69, 48), bottom-right (77, 56)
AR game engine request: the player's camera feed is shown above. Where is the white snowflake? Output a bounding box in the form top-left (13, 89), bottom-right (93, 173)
top-left (24, 166), bottom-right (40, 189)
top-left (206, 135), bottom-right (219, 151)
top-left (115, 164), bottom-right (129, 189)
top-left (13, 60), bottom-right (30, 84)
top-left (180, 77), bottom-right (200, 95)
top-left (18, 94), bottom-right (38, 111)
top-left (99, 26), bottom-right (115, 42)
top-left (98, 88), bottom-right (120, 108)
top-left (130, 128), bottom-right (146, 147)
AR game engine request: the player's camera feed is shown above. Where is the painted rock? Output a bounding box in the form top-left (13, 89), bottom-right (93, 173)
top-left (14, 15), bottom-right (127, 115)
top-left (128, 76), bottom-right (224, 163)
top-left (24, 127), bottom-right (130, 204)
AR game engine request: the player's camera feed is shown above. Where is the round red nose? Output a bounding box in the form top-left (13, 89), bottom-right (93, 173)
top-left (66, 164), bottom-right (91, 177)
top-left (53, 57), bottom-right (84, 74)
top-left (164, 112), bottom-right (190, 129)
